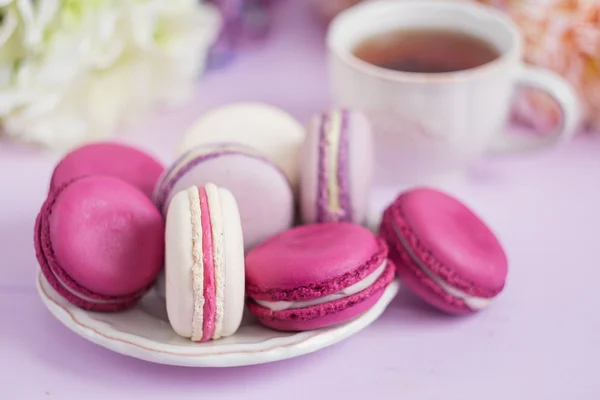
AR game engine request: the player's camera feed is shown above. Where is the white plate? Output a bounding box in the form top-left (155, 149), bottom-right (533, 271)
top-left (36, 272), bottom-right (400, 367)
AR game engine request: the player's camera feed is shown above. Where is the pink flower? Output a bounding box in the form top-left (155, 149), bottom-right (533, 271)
top-left (479, 0), bottom-right (600, 132)
top-left (308, 0), bottom-right (600, 132)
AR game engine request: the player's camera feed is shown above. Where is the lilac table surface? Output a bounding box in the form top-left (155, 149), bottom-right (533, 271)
top-left (1, 2), bottom-right (599, 399)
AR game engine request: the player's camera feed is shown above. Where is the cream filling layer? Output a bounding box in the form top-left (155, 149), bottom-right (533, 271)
top-left (158, 143), bottom-right (266, 206)
top-left (205, 183), bottom-right (226, 340)
top-left (188, 187), bottom-right (205, 341)
top-left (326, 111), bottom-right (343, 213)
top-left (394, 226), bottom-right (492, 310)
top-left (169, 143), bottom-right (266, 184)
top-left (255, 261), bottom-right (387, 312)
top-left (53, 272), bottom-right (124, 304)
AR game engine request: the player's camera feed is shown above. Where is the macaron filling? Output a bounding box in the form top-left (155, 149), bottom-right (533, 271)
top-left (39, 235), bottom-right (134, 306)
top-left (205, 184), bottom-right (226, 339)
top-left (36, 210), bottom-right (123, 306)
top-left (188, 185), bottom-right (226, 342)
top-left (161, 143), bottom-right (265, 191)
top-left (248, 260), bottom-right (396, 326)
top-left (246, 234), bottom-right (389, 302)
top-left (51, 270), bottom-right (126, 305)
top-left (317, 110), bottom-right (351, 222)
top-left (155, 142), bottom-right (285, 214)
top-left (254, 260), bottom-right (388, 311)
top-left (199, 186), bottom-right (217, 341)
top-left (325, 111), bottom-right (342, 215)
top-left (393, 225), bottom-right (492, 310)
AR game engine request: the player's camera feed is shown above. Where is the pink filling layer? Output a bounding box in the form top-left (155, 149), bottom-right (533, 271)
top-left (198, 187), bottom-right (216, 341)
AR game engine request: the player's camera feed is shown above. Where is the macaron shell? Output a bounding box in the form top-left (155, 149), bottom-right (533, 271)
top-left (299, 115), bottom-right (320, 224)
top-left (346, 111), bottom-right (374, 225)
top-left (163, 151), bottom-right (293, 250)
top-left (245, 223), bottom-right (388, 301)
top-left (47, 176), bottom-right (164, 297)
top-left (49, 142), bottom-right (164, 198)
top-left (165, 189), bottom-right (196, 338)
top-left (380, 216), bottom-right (471, 314)
top-left (248, 260), bottom-right (395, 331)
top-left (176, 103), bottom-right (305, 192)
top-left (390, 188), bottom-right (507, 296)
top-left (216, 187), bottom-right (245, 337)
top-left (300, 110), bottom-right (374, 225)
top-left (36, 197), bottom-right (139, 312)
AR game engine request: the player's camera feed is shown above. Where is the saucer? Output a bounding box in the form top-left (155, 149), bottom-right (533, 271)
top-left (36, 271), bottom-right (400, 367)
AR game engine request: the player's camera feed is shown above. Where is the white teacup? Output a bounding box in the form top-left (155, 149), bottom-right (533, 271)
top-left (328, 0), bottom-right (580, 187)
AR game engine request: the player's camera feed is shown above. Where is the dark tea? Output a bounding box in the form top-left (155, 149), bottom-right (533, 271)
top-left (353, 28), bottom-right (500, 73)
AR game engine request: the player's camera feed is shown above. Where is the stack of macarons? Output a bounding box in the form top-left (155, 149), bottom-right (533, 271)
top-left (154, 102), bottom-right (388, 336)
top-left (34, 102), bottom-right (509, 344)
top-left (35, 142), bottom-right (166, 312)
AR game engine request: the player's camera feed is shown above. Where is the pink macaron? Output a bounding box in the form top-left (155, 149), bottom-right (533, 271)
top-left (49, 142), bottom-right (164, 198)
top-left (35, 175), bottom-right (165, 312)
top-left (300, 109), bottom-right (374, 225)
top-left (379, 187), bottom-right (508, 315)
top-left (154, 142), bottom-right (294, 250)
top-left (165, 184), bottom-right (245, 342)
top-left (245, 223), bottom-right (396, 331)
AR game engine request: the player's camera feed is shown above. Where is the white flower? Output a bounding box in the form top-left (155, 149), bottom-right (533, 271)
top-left (0, 0), bottom-right (221, 149)
top-left (15, 0), bottom-right (61, 50)
top-left (0, 3), bottom-right (23, 65)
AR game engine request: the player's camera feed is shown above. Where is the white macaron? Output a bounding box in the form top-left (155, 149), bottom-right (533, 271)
top-left (165, 183), bottom-right (245, 342)
top-left (177, 102), bottom-right (305, 192)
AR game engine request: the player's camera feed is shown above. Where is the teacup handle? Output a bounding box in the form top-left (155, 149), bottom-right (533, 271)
top-left (489, 64), bottom-right (581, 153)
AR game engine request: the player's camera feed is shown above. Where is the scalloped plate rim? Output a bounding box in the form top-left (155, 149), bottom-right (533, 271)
top-left (36, 271), bottom-right (400, 367)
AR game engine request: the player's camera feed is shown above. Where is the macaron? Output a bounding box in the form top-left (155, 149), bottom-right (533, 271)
top-left (165, 184), bottom-right (245, 342)
top-left (176, 102), bottom-right (305, 192)
top-left (245, 223), bottom-right (396, 331)
top-left (379, 187), bottom-right (508, 315)
top-left (300, 109), bottom-right (374, 225)
top-left (35, 176), bottom-right (165, 312)
top-left (49, 141), bottom-right (164, 198)
top-left (154, 142), bottom-right (294, 250)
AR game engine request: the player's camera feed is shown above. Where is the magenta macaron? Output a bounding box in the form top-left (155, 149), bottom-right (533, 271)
top-left (35, 175), bottom-right (165, 312)
top-left (49, 141), bottom-right (164, 198)
top-left (245, 222), bottom-right (396, 331)
top-left (379, 187), bottom-right (508, 315)
top-left (300, 109), bottom-right (374, 225)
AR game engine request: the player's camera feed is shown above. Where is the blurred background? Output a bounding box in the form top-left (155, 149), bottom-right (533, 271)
top-left (2, 1), bottom-right (600, 399)
top-left (1, 0), bottom-right (598, 152)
